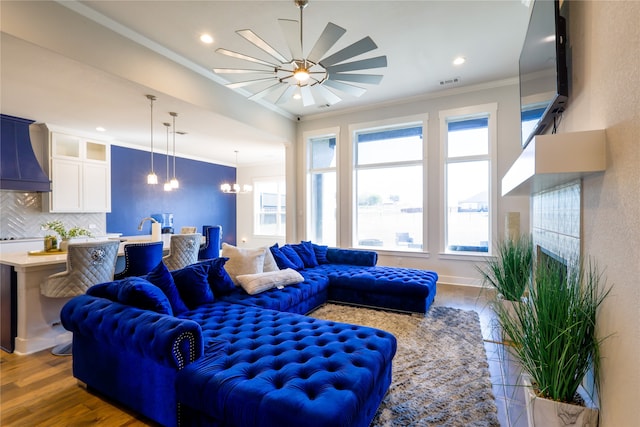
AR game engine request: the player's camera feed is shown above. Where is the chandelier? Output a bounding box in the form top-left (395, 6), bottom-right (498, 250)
top-left (221, 151), bottom-right (252, 194)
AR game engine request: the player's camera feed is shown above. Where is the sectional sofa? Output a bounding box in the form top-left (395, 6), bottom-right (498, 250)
top-left (61, 242), bottom-right (438, 427)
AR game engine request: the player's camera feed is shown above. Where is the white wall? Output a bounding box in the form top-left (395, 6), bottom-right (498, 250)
top-left (558, 2), bottom-right (640, 425)
top-left (294, 82), bottom-right (530, 286)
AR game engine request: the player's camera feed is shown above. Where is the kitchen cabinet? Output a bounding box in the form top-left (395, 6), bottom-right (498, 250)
top-left (43, 131), bottom-right (111, 212)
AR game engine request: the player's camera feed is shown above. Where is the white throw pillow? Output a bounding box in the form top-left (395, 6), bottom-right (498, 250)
top-left (262, 247), bottom-right (279, 272)
top-left (221, 243), bottom-right (266, 285)
top-left (236, 268), bottom-right (305, 295)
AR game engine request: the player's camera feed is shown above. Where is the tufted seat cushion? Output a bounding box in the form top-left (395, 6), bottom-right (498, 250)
top-left (176, 302), bottom-right (396, 427)
top-left (309, 264), bottom-right (438, 313)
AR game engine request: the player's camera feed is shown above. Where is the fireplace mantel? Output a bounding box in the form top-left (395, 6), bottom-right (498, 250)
top-left (502, 129), bottom-right (606, 196)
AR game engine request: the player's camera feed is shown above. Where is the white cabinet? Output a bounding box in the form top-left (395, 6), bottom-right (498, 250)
top-left (44, 132), bottom-right (111, 212)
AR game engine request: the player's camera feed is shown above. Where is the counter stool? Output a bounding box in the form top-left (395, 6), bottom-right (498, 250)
top-left (40, 239), bottom-right (119, 355)
top-left (163, 233), bottom-right (201, 271)
top-left (114, 241), bottom-right (164, 280)
top-left (198, 225), bottom-right (222, 260)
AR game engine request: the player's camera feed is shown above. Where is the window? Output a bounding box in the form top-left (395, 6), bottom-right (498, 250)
top-left (254, 179), bottom-right (286, 237)
top-left (441, 105), bottom-right (496, 254)
top-left (307, 132), bottom-right (337, 246)
top-left (353, 122), bottom-right (424, 251)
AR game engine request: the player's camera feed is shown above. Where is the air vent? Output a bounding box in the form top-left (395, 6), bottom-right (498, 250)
top-left (439, 77), bottom-right (461, 86)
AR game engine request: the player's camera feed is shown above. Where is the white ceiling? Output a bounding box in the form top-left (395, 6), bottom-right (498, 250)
top-left (0, 0), bottom-right (532, 166)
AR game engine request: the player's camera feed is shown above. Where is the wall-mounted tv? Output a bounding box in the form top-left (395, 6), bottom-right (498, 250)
top-left (519, 0), bottom-right (568, 148)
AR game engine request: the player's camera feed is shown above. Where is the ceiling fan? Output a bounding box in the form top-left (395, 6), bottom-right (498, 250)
top-left (213, 0), bottom-right (387, 107)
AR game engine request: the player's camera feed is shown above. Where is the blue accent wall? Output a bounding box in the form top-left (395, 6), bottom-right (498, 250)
top-left (107, 146), bottom-right (237, 244)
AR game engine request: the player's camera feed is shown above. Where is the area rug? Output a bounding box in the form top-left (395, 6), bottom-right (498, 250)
top-left (311, 304), bottom-right (500, 427)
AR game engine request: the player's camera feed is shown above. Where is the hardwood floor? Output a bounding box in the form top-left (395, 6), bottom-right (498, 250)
top-left (1, 284), bottom-right (524, 426)
top-left (0, 349), bottom-right (156, 426)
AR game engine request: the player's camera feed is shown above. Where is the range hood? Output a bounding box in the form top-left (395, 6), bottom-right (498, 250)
top-left (0, 114), bottom-right (51, 192)
top-left (502, 129), bottom-right (606, 196)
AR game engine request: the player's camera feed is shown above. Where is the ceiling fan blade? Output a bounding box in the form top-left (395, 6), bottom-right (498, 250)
top-left (300, 85), bottom-right (315, 106)
top-left (315, 85), bottom-right (342, 105)
top-left (248, 82), bottom-right (285, 100)
top-left (319, 36), bottom-right (378, 67)
top-left (216, 48), bottom-right (279, 68)
top-left (322, 79), bottom-right (367, 97)
top-left (226, 77), bottom-right (277, 89)
top-left (325, 56), bottom-right (388, 73)
top-left (213, 68), bottom-right (274, 74)
top-left (276, 85), bottom-right (297, 104)
top-left (279, 19), bottom-right (302, 60)
top-left (328, 73), bottom-right (384, 85)
top-left (307, 22), bottom-right (347, 63)
top-left (236, 29), bottom-right (289, 64)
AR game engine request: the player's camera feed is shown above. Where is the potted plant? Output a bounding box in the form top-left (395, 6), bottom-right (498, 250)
top-left (42, 220), bottom-right (92, 251)
top-left (496, 256), bottom-right (611, 427)
top-left (477, 234), bottom-right (533, 322)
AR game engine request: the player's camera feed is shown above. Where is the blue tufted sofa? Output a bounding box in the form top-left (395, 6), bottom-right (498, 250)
top-left (61, 245), bottom-right (438, 427)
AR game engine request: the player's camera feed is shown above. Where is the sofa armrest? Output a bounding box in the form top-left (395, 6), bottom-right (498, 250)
top-left (326, 248), bottom-right (378, 266)
top-left (61, 294), bottom-right (204, 369)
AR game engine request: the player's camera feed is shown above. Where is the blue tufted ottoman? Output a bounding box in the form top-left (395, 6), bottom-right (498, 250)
top-left (175, 302), bottom-right (397, 427)
top-left (315, 265), bottom-right (438, 313)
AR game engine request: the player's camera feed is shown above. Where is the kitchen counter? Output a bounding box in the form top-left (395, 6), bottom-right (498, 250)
top-left (0, 234), bottom-right (175, 355)
top-left (0, 234), bottom-right (173, 268)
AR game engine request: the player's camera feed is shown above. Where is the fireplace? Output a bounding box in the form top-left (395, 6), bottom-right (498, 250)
top-left (532, 180), bottom-right (581, 266)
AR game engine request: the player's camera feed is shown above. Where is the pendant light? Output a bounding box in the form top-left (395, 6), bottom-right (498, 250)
top-left (220, 151), bottom-right (253, 194)
top-left (146, 94), bottom-right (158, 184)
top-left (163, 122), bottom-right (172, 191)
top-left (169, 112), bottom-right (180, 189)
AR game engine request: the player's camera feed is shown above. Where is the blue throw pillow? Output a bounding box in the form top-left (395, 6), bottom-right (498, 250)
top-left (117, 277), bottom-right (174, 315)
top-left (144, 261), bottom-right (189, 315)
top-left (270, 243), bottom-right (298, 270)
top-left (292, 241), bottom-right (319, 268)
top-left (202, 257), bottom-right (236, 296)
top-left (312, 243), bottom-right (329, 264)
top-left (280, 245), bottom-right (305, 270)
top-left (87, 278), bottom-right (173, 315)
top-left (171, 262), bottom-right (215, 309)
top-left (87, 280), bottom-right (120, 300)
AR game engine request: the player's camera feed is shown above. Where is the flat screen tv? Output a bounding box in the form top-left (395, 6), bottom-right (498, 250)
top-left (519, 0), bottom-right (568, 148)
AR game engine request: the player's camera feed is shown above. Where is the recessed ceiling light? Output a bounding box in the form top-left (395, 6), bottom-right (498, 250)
top-left (453, 56), bottom-right (466, 66)
top-left (200, 34), bottom-right (214, 44)
top-left (96, 126), bottom-right (106, 132)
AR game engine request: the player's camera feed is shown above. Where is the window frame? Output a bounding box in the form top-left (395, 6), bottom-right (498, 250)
top-left (252, 177), bottom-right (286, 238)
top-left (304, 127), bottom-right (340, 246)
top-left (439, 103), bottom-right (498, 259)
top-left (349, 114), bottom-right (428, 253)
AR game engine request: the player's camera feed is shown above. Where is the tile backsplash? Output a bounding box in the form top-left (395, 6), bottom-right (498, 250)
top-left (0, 191), bottom-right (106, 239)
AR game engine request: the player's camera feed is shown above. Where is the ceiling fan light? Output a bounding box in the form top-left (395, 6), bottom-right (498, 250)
top-left (294, 68), bottom-right (310, 82)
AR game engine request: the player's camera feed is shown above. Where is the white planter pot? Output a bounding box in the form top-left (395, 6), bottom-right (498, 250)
top-left (523, 376), bottom-right (599, 427)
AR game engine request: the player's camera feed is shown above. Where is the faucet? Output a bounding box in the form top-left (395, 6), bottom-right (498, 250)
top-left (137, 217), bottom-right (158, 231)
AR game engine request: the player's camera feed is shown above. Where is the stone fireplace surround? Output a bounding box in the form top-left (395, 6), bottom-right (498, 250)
top-left (532, 180), bottom-right (581, 264)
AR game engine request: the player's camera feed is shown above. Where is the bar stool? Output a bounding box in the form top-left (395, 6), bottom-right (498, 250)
top-left (163, 233), bottom-right (201, 271)
top-left (114, 241), bottom-right (164, 280)
top-left (198, 225), bottom-right (222, 260)
top-left (40, 239), bottom-right (119, 355)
